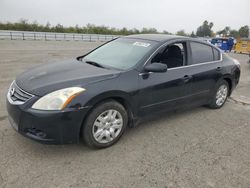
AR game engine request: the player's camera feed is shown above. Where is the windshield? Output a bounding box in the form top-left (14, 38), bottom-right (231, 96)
top-left (81, 38), bottom-right (157, 70)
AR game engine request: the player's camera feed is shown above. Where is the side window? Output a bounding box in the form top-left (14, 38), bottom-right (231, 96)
top-left (213, 48), bottom-right (221, 61)
top-left (190, 42), bottom-right (214, 64)
top-left (151, 42), bottom-right (187, 68)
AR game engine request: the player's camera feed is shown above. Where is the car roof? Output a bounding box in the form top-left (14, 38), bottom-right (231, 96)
top-left (124, 34), bottom-right (188, 42)
top-left (123, 34), bottom-right (220, 51)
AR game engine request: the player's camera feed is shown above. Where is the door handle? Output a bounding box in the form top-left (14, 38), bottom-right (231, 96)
top-left (183, 75), bottom-right (192, 82)
top-left (216, 67), bottom-right (222, 71)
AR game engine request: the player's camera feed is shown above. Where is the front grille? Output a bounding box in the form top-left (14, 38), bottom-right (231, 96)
top-left (8, 81), bottom-right (33, 104)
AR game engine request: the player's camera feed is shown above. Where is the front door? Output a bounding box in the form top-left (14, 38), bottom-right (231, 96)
top-left (137, 41), bottom-right (192, 117)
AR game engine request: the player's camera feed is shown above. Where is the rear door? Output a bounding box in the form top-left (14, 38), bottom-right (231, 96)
top-left (185, 41), bottom-right (223, 105)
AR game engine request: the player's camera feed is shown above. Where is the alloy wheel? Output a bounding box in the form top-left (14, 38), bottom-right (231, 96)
top-left (92, 109), bottom-right (123, 144)
top-left (215, 84), bottom-right (228, 106)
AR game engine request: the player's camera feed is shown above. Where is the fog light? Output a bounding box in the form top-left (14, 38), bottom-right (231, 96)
top-left (26, 128), bottom-right (47, 138)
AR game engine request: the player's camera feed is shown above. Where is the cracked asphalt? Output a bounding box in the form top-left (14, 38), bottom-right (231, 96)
top-left (0, 40), bottom-right (250, 188)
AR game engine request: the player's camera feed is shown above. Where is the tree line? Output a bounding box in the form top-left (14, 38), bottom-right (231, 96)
top-left (194, 20), bottom-right (249, 38)
top-left (0, 19), bottom-right (161, 35)
top-left (0, 19), bottom-right (249, 38)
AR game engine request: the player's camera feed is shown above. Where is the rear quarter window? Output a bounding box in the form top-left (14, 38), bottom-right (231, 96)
top-left (190, 42), bottom-right (214, 64)
top-left (213, 48), bottom-right (221, 61)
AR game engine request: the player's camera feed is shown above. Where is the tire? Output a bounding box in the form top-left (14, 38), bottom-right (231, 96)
top-left (82, 100), bottom-right (128, 149)
top-left (208, 80), bottom-right (229, 109)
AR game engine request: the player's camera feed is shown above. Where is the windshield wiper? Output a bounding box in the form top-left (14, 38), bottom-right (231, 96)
top-left (84, 60), bottom-right (105, 68)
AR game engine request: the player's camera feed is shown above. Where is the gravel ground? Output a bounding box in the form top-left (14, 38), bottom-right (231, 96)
top-left (0, 40), bottom-right (250, 188)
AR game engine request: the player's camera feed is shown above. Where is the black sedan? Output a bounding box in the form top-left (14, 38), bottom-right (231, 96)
top-left (6, 34), bottom-right (240, 148)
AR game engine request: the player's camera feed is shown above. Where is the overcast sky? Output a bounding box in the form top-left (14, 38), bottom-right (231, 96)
top-left (0, 0), bottom-right (249, 33)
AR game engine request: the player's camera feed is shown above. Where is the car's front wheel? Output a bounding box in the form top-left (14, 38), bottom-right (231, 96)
top-left (82, 100), bottom-right (128, 148)
top-left (209, 80), bottom-right (229, 109)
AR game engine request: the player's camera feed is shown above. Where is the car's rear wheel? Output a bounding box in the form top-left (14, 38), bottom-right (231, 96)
top-left (82, 100), bottom-right (128, 148)
top-left (209, 80), bottom-right (229, 109)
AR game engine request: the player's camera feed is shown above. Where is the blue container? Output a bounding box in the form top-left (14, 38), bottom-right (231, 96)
top-left (211, 38), bottom-right (230, 51)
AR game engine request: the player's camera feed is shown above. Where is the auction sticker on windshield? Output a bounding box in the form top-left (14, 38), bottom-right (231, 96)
top-left (133, 42), bottom-right (151, 47)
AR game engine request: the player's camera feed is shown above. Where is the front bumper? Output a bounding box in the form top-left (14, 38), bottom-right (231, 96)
top-left (6, 98), bottom-right (90, 144)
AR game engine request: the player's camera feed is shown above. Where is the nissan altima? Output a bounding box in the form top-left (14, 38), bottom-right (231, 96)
top-left (6, 34), bottom-right (241, 148)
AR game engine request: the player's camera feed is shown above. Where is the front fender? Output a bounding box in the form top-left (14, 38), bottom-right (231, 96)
top-left (84, 90), bottom-right (137, 116)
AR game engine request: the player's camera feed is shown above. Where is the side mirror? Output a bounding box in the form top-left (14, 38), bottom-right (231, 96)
top-left (144, 63), bottom-right (167, 73)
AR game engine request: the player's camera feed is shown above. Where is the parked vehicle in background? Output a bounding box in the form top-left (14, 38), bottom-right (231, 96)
top-left (6, 34), bottom-right (241, 148)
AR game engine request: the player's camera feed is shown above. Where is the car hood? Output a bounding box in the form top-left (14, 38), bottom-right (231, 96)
top-left (16, 59), bottom-right (121, 96)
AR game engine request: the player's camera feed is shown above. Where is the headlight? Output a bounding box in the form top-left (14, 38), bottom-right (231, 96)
top-left (32, 87), bottom-right (85, 110)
